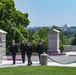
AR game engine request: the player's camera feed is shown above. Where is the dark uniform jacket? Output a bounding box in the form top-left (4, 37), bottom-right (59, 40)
top-left (37, 44), bottom-right (44, 54)
top-left (10, 44), bottom-right (18, 54)
top-left (26, 44), bottom-right (32, 55)
top-left (20, 43), bottom-right (27, 53)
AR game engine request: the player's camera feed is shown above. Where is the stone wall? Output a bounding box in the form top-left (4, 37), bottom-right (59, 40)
top-left (63, 45), bottom-right (76, 52)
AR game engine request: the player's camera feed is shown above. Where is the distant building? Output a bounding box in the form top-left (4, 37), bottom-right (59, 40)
top-left (26, 27), bottom-right (43, 32)
top-left (60, 24), bottom-right (69, 31)
top-left (60, 24), bottom-right (76, 32)
top-left (26, 25), bottom-right (76, 32)
top-left (69, 27), bottom-right (76, 31)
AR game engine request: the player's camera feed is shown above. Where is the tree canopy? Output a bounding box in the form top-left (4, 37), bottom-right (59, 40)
top-left (0, 0), bottom-right (30, 54)
top-left (0, 0), bottom-right (30, 30)
top-left (71, 33), bottom-right (76, 45)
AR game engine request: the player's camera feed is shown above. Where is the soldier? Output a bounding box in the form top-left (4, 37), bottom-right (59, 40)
top-left (26, 41), bottom-right (32, 66)
top-left (37, 41), bottom-right (44, 64)
top-left (20, 39), bottom-right (27, 63)
top-left (10, 40), bottom-right (18, 64)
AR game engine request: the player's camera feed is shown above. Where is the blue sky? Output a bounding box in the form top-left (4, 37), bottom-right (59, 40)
top-left (14, 0), bottom-right (76, 27)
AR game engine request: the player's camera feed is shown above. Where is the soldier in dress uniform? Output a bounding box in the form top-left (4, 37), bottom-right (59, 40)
top-left (10, 40), bottom-right (18, 64)
top-left (37, 41), bottom-right (44, 64)
top-left (20, 39), bottom-right (27, 63)
top-left (26, 41), bottom-right (32, 66)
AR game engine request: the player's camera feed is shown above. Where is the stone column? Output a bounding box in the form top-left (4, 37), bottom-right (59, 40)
top-left (0, 44), bottom-right (2, 63)
top-left (47, 29), bottom-right (60, 54)
top-left (0, 30), bottom-right (7, 63)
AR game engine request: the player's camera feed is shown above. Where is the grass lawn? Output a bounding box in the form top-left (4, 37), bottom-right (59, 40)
top-left (0, 66), bottom-right (76, 75)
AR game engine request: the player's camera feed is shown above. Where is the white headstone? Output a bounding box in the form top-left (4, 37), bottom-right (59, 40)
top-left (47, 29), bottom-right (60, 54)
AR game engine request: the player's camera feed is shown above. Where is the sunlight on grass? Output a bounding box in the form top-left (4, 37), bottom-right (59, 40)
top-left (0, 66), bottom-right (76, 75)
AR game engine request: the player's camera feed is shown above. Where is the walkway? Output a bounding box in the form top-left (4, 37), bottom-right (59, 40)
top-left (0, 52), bottom-right (76, 68)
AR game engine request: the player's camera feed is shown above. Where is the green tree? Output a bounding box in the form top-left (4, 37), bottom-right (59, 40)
top-left (27, 27), bottom-right (50, 52)
top-left (27, 29), bottom-right (35, 41)
top-left (63, 30), bottom-right (75, 45)
top-left (71, 33), bottom-right (76, 45)
top-left (13, 11), bottom-right (30, 27)
top-left (32, 32), bottom-right (40, 52)
top-left (0, 0), bottom-right (30, 54)
top-left (38, 27), bottom-right (50, 39)
top-left (37, 27), bottom-right (50, 51)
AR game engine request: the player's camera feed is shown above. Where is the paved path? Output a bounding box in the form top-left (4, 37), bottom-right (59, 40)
top-left (1, 59), bottom-right (76, 68)
top-left (0, 52), bottom-right (76, 68)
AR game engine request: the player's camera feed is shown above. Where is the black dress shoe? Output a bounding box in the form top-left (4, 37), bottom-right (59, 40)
top-left (30, 62), bottom-right (32, 65)
top-left (12, 63), bottom-right (15, 65)
top-left (23, 61), bottom-right (25, 63)
top-left (27, 64), bottom-right (30, 66)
